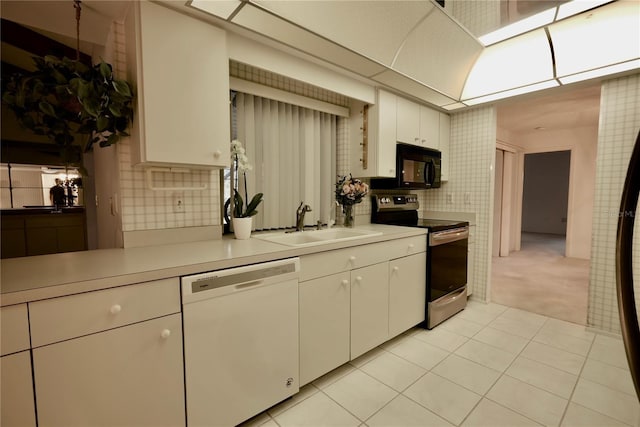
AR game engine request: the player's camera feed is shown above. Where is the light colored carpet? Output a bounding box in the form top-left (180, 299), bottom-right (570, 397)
top-left (490, 232), bottom-right (589, 325)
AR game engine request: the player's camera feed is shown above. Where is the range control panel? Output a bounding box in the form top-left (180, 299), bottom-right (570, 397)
top-left (374, 194), bottom-right (419, 211)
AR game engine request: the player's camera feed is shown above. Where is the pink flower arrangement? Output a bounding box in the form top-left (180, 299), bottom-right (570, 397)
top-left (335, 174), bottom-right (369, 206)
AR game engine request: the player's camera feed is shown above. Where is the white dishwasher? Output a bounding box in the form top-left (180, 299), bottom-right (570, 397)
top-left (181, 258), bottom-right (300, 426)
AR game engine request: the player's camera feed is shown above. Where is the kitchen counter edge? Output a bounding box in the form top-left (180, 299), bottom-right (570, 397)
top-left (0, 224), bottom-right (426, 306)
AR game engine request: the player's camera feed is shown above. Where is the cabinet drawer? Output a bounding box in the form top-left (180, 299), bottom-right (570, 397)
top-left (1, 304), bottom-right (30, 356)
top-left (30, 278), bottom-right (180, 347)
top-left (386, 235), bottom-right (427, 259)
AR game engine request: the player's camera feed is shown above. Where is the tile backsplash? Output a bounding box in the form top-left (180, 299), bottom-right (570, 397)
top-left (588, 72), bottom-right (640, 334)
top-left (420, 106), bottom-right (497, 302)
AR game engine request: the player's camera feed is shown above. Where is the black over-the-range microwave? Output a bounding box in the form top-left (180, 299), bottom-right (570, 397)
top-left (371, 143), bottom-right (442, 189)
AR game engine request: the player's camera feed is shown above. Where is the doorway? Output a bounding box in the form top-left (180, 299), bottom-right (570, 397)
top-left (521, 150), bottom-right (571, 255)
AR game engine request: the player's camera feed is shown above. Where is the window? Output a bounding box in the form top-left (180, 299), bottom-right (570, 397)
top-left (225, 91), bottom-right (337, 231)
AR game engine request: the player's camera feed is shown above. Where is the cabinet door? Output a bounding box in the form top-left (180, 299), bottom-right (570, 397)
top-left (33, 314), bottom-right (185, 427)
top-left (439, 113), bottom-right (451, 181)
top-left (1, 351), bottom-right (36, 427)
top-left (299, 272), bottom-right (351, 385)
top-left (350, 262), bottom-right (389, 359)
top-left (419, 106), bottom-right (440, 149)
top-left (126, 1), bottom-right (230, 168)
top-left (389, 252), bottom-right (427, 337)
top-left (396, 97), bottom-right (420, 145)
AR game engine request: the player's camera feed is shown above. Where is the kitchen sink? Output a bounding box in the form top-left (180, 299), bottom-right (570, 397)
top-left (253, 227), bottom-right (382, 246)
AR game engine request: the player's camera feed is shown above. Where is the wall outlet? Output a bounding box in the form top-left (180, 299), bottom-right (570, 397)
top-left (447, 193), bottom-right (454, 204)
top-left (464, 192), bottom-right (472, 205)
top-left (173, 193), bottom-right (185, 213)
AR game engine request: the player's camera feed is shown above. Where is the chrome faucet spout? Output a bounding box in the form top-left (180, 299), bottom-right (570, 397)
top-left (296, 202), bottom-right (312, 231)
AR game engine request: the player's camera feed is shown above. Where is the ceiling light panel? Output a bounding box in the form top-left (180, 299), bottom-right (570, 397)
top-left (464, 80), bottom-right (559, 106)
top-left (556, 0), bottom-right (615, 20)
top-left (462, 29), bottom-right (554, 101)
top-left (479, 7), bottom-right (557, 46)
top-left (250, 0), bottom-right (433, 66)
top-left (190, 0), bottom-right (242, 20)
top-left (550, 0), bottom-right (640, 78)
top-left (559, 58), bottom-right (640, 84)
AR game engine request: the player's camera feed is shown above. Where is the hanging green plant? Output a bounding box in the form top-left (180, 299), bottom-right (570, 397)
top-left (2, 54), bottom-right (134, 152)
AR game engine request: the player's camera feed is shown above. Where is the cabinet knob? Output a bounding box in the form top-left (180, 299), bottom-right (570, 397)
top-left (349, 256), bottom-right (356, 262)
top-left (393, 266), bottom-right (399, 272)
top-left (109, 304), bottom-right (122, 315)
top-left (341, 279), bottom-right (349, 286)
top-left (408, 243), bottom-right (415, 249)
top-left (355, 276), bottom-right (363, 282)
top-left (414, 137), bottom-right (420, 142)
top-left (422, 139), bottom-right (426, 144)
top-left (213, 150), bottom-right (222, 158)
top-left (161, 329), bottom-right (171, 339)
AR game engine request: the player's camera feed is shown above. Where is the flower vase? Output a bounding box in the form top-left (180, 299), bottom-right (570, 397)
top-left (232, 217), bottom-right (253, 240)
top-left (343, 204), bottom-right (354, 228)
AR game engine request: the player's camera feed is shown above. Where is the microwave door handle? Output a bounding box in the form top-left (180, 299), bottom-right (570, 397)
top-left (427, 160), bottom-right (435, 186)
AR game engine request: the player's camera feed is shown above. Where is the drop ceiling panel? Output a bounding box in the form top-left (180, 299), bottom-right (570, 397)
top-left (251, 0), bottom-right (433, 66)
top-left (392, 10), bottom-right (483, 99)
top-left (233, 5), bottom-right (387, 77)
top-left (372, 69), bottom-right (457, 107)
top-left (550, 0), bottom-right (640, 78)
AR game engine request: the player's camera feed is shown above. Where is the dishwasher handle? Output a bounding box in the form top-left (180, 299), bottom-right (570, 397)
top-left (182, 258), bottom-right (300, 303)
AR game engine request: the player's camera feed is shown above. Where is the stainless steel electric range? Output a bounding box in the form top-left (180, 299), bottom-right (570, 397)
top-left (372, 194), bottom-right (469, 329)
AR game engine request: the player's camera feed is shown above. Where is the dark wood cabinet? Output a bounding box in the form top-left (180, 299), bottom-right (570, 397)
top-left (1, 209), bottom-right (87, 258)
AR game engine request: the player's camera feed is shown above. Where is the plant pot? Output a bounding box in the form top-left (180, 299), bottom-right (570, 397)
top-left (232, 217), bottom-right (253, 240)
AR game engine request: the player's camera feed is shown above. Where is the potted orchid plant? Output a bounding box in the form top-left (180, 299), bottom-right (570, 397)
top-left (335, 174), bottom-right (369, 227)
top-left (228, 140), bottom-right (263, 239)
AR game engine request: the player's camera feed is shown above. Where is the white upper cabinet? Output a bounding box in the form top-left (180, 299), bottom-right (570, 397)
top-left (125, 1), bottom-right (230, 168)
top-left (439, 113), bottom-right (451, 182)
top-left (350, 89), bottom-right (397, 178)
top-left (396, 97), bottom-right (440, 150)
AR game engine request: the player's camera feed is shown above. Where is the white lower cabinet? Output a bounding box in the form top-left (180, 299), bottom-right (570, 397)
top-left (299, 272), bottom-right (351, 385)
top-left (350, 262), bottom-right (390, 359)
top-left (1, 351), bottom-right (36, 427)
top-left (33, 313), bottom-right (185, 427)
top-left (389, 253), bottom-right (427, 337)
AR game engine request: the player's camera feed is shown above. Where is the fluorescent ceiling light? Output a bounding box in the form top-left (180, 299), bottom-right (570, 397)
top-left (556, 0), bottom-right (614, 20)
top-left (559, 59), bottom-right (640, 84)
top-left (551, 0), bottom-right (640, 78)
top-left (479, 8), bottom-right (556, 46)
top-left (463, 80), bottom-right (559, 106)
top-left (441, 102), bottom-right (467, 111)
top-left (190, 0), bottom-right (242, 19)
top-left (462, 29), bottom-right (554, 100)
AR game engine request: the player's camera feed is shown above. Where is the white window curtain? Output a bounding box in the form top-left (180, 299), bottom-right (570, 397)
top-left (234, 92), bottom-right (337, 230)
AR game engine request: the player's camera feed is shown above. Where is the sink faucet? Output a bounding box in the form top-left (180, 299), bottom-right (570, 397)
top-left (296, 202), bottom-right (312, 231)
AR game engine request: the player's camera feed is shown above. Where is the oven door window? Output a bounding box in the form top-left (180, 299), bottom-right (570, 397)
top-left (429, 238), bottom-right (468, 300)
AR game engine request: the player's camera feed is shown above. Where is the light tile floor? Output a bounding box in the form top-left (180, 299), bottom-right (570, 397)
top-left (241, 301), bottom-right (640, 427)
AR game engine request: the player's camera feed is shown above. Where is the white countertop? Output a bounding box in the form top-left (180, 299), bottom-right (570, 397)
top-left (0, 224), bottom-right (426, 306)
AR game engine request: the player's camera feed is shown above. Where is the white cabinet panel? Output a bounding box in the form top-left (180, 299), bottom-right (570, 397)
top-left (439, 113), bottom-right (451, 181)
top-left (33, 314), bottom-right (185, 427)
top-left (389, 252), bottom-right (427, 337)
top-left (299, 272), bottom-right (351, 385)
top-left (350, 262), bottom-right (390, 359)
top-left (419, 106), bottom-right (440, 149)
top-left (350, 89), bottom-right (397, 178)
top-left (29, 278), bottom-right (180, 347)
top-left (1, 351), bottom-right (36, 427)
top-left (125, 1), bottom-right (230, 168)
top-left (396, 97), bottom-right (420, 145)
top-left (0, 304), bottom-right (29, 356)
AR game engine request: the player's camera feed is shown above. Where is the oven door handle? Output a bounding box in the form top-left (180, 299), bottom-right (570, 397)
top-left (430, 227), bottom-right (469, 246)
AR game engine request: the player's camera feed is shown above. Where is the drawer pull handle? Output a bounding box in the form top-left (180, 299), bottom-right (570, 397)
top-left (161, 329), bottom-right (171, 339)
top-left (341, 279), bottom-right (349, 286)
top-left (109, 304), bottom-right (122, 315)
top-left (349, 256), bottom-right (356, 262)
